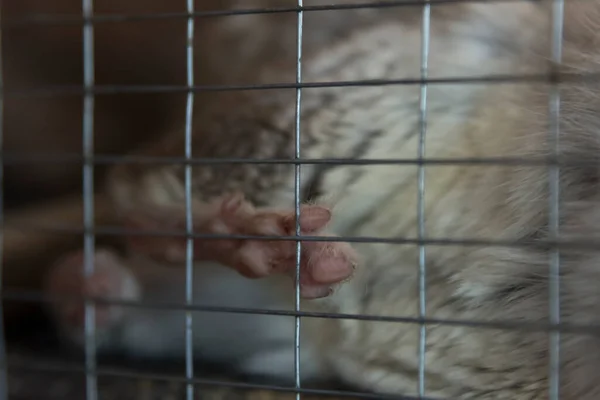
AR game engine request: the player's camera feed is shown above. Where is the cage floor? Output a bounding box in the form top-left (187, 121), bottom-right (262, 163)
top-left (4, 313), bottom-right (357, 400)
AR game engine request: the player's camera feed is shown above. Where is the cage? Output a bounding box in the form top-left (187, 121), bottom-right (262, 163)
top-left (0, 0), bottom-right (594, 399)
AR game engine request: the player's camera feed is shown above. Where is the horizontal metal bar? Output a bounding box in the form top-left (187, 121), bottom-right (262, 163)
top-left (1, 72), bottom-right (598, 98)
top-left (4, 222), bottom-right (600, 250)
top-left (4, 289), bottom-right (600, 336)
top-left (6, 358), bottom-right (440, 400)
top-left (2, 0), bottom-right (540, 28)
top-left (3, 154), bottom-right (600, 168)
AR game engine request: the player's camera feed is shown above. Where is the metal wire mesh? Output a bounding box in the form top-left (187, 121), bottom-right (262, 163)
top-left (548, 1), bottom-right (565, 398)
top-left (417, 2), bottom-right (431, 396)
top-left (81, 1), bottom-right (98, 399)
top-left (184, 1), bottom-right (196, 399)
top-left (0, 0), bottom-right (583, 399)
top-left (293, 2), bottom-right (305, 399)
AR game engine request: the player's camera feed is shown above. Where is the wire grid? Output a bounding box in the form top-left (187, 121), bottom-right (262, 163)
top-left (548, 0), bottom-right (565, 398)
top-left (0, 0), bottom-right (578, 399)
top-left (81, 0), bottom-right (98, 399)
top-left (417, 1), bottom-right (431, 397)
top-left (293, 1), bottom-right (305, 399)
top-left (184, 0), bottom-right (196, 398)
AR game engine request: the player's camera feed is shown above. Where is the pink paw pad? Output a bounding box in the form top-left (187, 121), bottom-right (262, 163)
top-left (229, 204), bottom-right (358, 299)
top-left (45, 250), bottom-right (135, 329)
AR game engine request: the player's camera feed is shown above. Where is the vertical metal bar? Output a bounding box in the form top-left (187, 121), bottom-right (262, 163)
top-left (294, 1), bottom-right (304, 399)
top-left (417, 0), bottom-right (431, 398)
top-left (0, 7), bottom-right (9, 399)
top-left (81, 0), bottom-right (97, 399)
top-left (184, 0), bottom-right (196, 399)
top-left (548, 0), bottom-right (564, 399)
